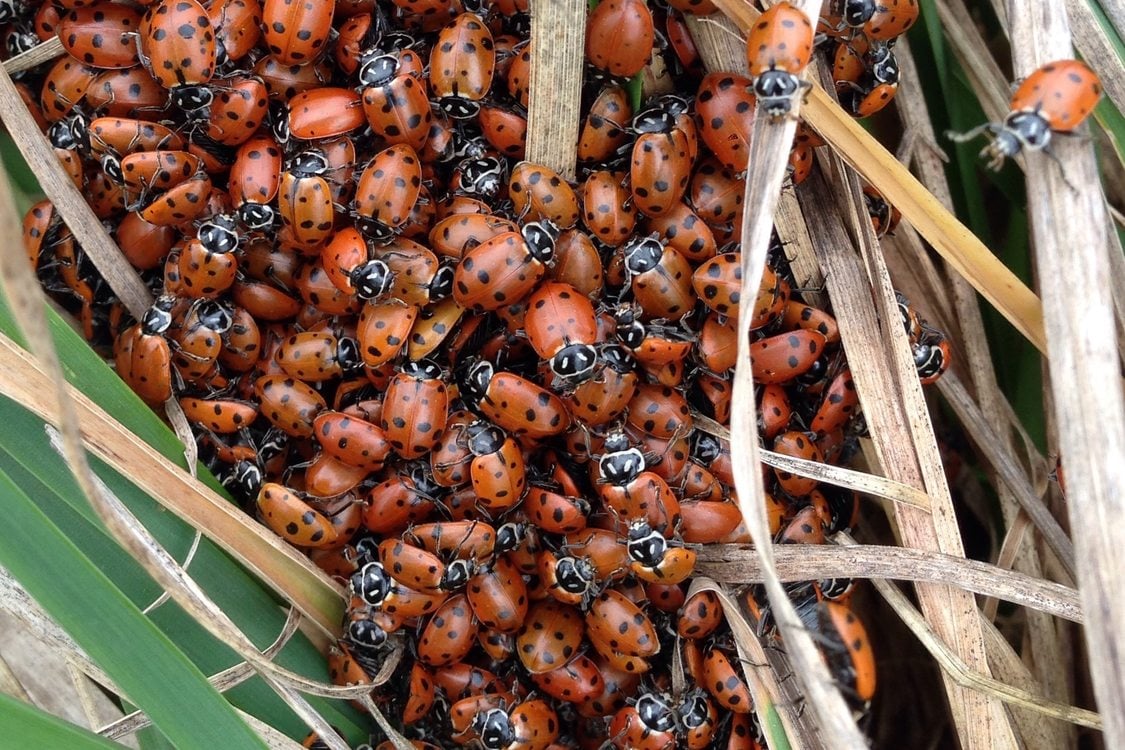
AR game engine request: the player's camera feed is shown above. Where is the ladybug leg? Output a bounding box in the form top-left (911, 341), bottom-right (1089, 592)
top-left (944, 121), bottom-right (998, 145)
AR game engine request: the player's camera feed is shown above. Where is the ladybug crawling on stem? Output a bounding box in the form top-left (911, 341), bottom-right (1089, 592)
top-left (948, 59), bottom-right (1102, 170)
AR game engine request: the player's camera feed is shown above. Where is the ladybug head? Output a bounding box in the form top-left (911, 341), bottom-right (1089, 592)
top-left (494, 521), bottom-right (528, 555)
top-left (428, 264), bottom-right (455, 302)
top-left (141, 295), bottom-right (177, 335)
top-left (6, 27), bottom-right (37, 57)
top-left (101, 153), bottom-right (125, 186)
top-left (379, 31), bottom-right (416, 53)
top-left (456, 156), bottom-right (505, 198)
top-left (678, 691), bottom-right (712, 731)
top-left (472, 708), bottom-right (515, 750)
top-left (192, 299), bottom-right (234, 334)
top-left (197, 214), bottom-right (240, 255)
top-left (631, 107), bottom-right (676, 135)
top-left (288, 149), bottom-right (329, 178)
top-left (349, 561), bottom-right (392, 607)
top-left (992, 111), bottom-right (1051, 167)
top-left (336, 336), bottom-right (363, 372)
top-left (357, 52), bottom-right (399, 87)
top-left (346, 618), bottom-right (388, 650)
top-left (912, 337), bottom-right (950, 382)
top-left (440, 95), bottom-right (482, 121)
top-left (270, 101), bottom-right (291, 145)
top-left (554, 556), bottom-right (595, 595)
top-left (461, 359), bottom-right (495, 403)
top-left (354, 536), bottom-right (380, 565)
top-left (599, 344), bottom-right (636, 373)
top-left (401, 358), bottom-right (443, 381)
top-left (598, 446), bottom-right (646, 486)
top-left (626, 521), bottom-right (666, 567)
top-left (466, 420), bottom-right (506, 456)
top-left (753, 71), bottom-right (801, 117)
top-left (550, 343), bottom-right (597, 383)
top-left (842, 0), bottom-right (876, 26)
top-left (220, 459), bottom-right (262, 500)
top-left (0, 0), bottom-right (19, 24)
top-left (170, 85), bottom-right (214, 118)
top-left (406, 460), bottom-right (444, 500)
top-left (867, 45), bottom-right (899, 85)
top-left (623, 236), bottom-right (663, 276)
top-left (440, 558), bottom-right (475, 592)
top-left (238, 202), bottom-right (276, 231)
top-left (689, 430), bottom-right (722, 464)
top-left (48, 120), bottom-right (77, 150)
top-left (350, 259), bottom-right (394, 301)
top-left (635, 692), bottom-right (676, 733)
top-left (521, 220), bottom-right (559, 263)
top-left (818, 577), bottom-right (856, 600)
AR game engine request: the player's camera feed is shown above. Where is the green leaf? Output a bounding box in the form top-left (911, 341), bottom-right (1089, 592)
top-left (0, 300), bottom-right (366, 743)
top-left (0, 693), bottom-right (124, 750)
top-left (0, 464), bottom-right (267, 750)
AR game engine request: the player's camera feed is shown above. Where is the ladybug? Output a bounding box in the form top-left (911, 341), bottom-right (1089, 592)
top-left (566, 344), bottom-right (640, 427)
top-left (429, 12), bottom-right (495, 119)
top-left (749, 329), bottom-right (827, 384)
top-left (138, 0), bottom-right (217, 119)
top-left (586, 589), bottom-right (660, 659)
top-left (254, 374), bottom-right (326, 438)
top-left (229, 135), bottom-right (282, 229)
top-left (695, 72), bottom-right (756, 172)
top-left (608, 692), bottom-right (676, 750)
top-left (380, 359), bottom-right (449, 460)
top-left (676, 589), bottom-right (724, 640)
top-left (516, 599), bottom-right (585, 674)
top-left (913, 333), bottom-right (951, 385)
top-left (255, 482), bottom-right (338, 548)
top-left (465, 555), bottom-right (529, 633)
top-left (275, 330), bottom-right (362, 382)
top-left (478, 101), bottom-right (528, 159)
top-left (702, 647), bottom-right (753, 713)
top-left (582, 169), bottom-right (636, 247)
top-left (509, 162), bottom-right (581, 229)
top-left (746, 1), bottom-right (814, 119)
top-left (950, 59), bottom-right (1102, 169)
top-left (58, 4), bottom-right (142, 70)
top-left (814, 599), bottom-right (877, 703)
top-left (462, 360), bottom-right (571, 439)
top-left (169, 299), bottom-right (232, 384)
top-left (353, 144), bottom-right (423, 243)
top-left (578, 85), bottom-right (633, 164)
top-left (464, 420), bottom-right (527, 512)
top-left (626, 519), bottom-right (696, 584)
top-left (529, 652), bottom-right (604, 704)
top-left (863, 184), bottom-right (902, 237)
top-left (417, 592), bottom-right (478, 667)
top-left (864, 0), bottom-right (920, 40)
top-left (630, 110), bottom-right (693, 218)
top-left (623, 235), bottom-right (696, 321)
top-left (209, 0), bottom-right (262, 66)
top-left (277, 151), bottom-right (335, 250)
top-left (359, 52), bottom-right (433, 152)
top-left (313, 411), bottom-right (391, 472)
top-left (179, 396), bottom-right (258, 434)
top-left (261, 0), bottom-right (333, 64)
top-left (114, 296), bottom-right (175, 405)
top-left (453, 221), bottom-right (558, 312)
top-left (524, 281), bottom-right (598, 385)
top-left (585, 0), bottom-right (654, 80)
top-left (596, 431), bottom-right (681, 536)
top-left (204, 76), bottom-right (269, 146)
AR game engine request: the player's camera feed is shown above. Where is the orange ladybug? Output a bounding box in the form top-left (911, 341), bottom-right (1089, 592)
top-left (951, 59), bottom-right (1102, 169)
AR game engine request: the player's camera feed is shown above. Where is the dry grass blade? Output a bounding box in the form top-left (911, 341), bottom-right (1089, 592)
top-left (0, 332), bottom-right (345, 634)
top-left (1006, 4), bottom-right (1125, 746)
top-left (0, 653), bottom-right (30, 702)
top-left (936, 0), bottom-right (1012, 124)
top-left (800, 151), bottom-right (1017, 747)
top-left (688, 577), bottom-right (811, 749)
top-left (849, 538), bottom-right (1102, 730)
top-left (938, 373), bottom-right (1076, 578)
top-left (2, 37), bottom-right (64, 75)
top-left (695, 544), bottom-right (1083, 623)
top-left (0, 62), bottom-right (151, 319)
top-left (525, 0), bottom-right (585, 179)
top-left (719, 3), bottom-right (867, 748)
top-left (709, 0), bottom-right (1047, 354)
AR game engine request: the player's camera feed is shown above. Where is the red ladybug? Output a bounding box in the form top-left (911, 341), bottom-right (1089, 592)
top-left (380, 359), bottom-right (449, 460)
top-left (585, 0), bottom-right (654, 80)
top-left (138, 0), bottom-right (217, 119)
top-left (951, 60), bottom-right (1101, 169)
top-left (58, 4), bottom-right (141, 70)
top-left (746, 1), bottom-right (815, 119)
top-left (261, 0), bottom-right (333, 65)
top-left (114, 296), bottom-right (175, 405)
top-left (462, 360), bottom-right (571, 439)
top-left (524, 281), bottom-right (598, 385)
top-left (359, 52), bottom-right (433, 152)
top-left (453, 221), bottom-right (558, 313)
top-left (429, 12), bottom-right (495, 119)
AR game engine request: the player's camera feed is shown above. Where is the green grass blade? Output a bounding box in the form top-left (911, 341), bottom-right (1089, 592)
top-left (0, 465), bottom-right (267, 750)
top-left (0, 693), bottom-right (124, 750)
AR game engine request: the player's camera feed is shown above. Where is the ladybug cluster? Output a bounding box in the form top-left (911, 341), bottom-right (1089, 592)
top-left (6, 0), bottom-right (958, 746)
